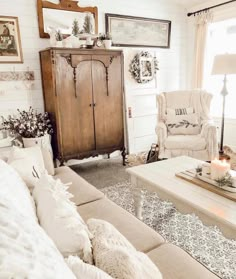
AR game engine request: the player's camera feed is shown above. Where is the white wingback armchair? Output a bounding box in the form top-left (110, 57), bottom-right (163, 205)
top-left (156, 90), bottom-right (218, 161)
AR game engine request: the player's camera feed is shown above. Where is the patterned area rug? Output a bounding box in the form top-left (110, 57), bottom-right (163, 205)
top-left (101, 181), bottom-right (236, 279)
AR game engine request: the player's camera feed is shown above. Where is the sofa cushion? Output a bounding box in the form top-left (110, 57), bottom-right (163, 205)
top-left (164, 135), bottom-right (206, 150)
top-left (87, 218), bottom-right (162, 279)
top-left (33, 173), bottom-right (93, 263)
top-left (78, 198), bottom-right (164, 252)
top-left (54, 166), bottom-right (104, 206)
top-left (147, 243), bottom-right (219, 279)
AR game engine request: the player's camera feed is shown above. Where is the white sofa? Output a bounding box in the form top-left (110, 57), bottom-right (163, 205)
top-left (0, 159), bottom-right (219, 278)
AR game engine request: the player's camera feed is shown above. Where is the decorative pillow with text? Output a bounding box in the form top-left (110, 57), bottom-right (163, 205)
top-left (166, 107), bottom-right (194, 116)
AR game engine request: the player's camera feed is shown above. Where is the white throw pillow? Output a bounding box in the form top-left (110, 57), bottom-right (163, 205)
top-left (22, 135), bottom-right (55, 175)
top-left (166, 107), bottom-right (194, 116)
top-left (33, 173), bottom-right (93, 264)
top-left (166, 113), bottom-right (200, 135)
top-left (87, 219), bottom-right (162, 279)
top-left (0, 159), bottom-right (37, 221)
top-left (41, 147), bottom-right (55, 175)
top-left (8, 145), bottom-right (54, 175)
top-left (66, 256), bottom-right (112, 279)
top-left (8, 146), bottom-right (43, 191)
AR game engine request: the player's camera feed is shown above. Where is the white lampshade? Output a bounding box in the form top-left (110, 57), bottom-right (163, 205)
top-left (211, 54), bottom-right (236, 75)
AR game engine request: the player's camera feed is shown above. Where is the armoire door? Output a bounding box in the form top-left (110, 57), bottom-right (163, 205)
top-left (92, 55), bottom-right (124, 150)
top-left (55, 54), bottom-right (95, 157)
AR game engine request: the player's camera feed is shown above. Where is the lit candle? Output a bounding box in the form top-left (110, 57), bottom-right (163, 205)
top-left (210, 159), bottom-right (230, 180)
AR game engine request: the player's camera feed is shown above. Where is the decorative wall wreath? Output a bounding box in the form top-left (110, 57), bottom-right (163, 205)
top-left (129, 51), bottom-right (159, 84)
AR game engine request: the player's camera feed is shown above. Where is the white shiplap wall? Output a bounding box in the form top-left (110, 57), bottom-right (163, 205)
top-left (0, 0), bottom-right (49, 118)
top-left (0, 0), bottom-right (188, 153)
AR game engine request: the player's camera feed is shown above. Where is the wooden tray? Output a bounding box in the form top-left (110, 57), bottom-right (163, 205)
top-left (176, 169), bottom-right (236, 202)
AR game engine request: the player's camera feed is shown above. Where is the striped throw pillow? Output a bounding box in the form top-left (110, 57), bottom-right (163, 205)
top-left (166, 107), bottom-right (194, 116)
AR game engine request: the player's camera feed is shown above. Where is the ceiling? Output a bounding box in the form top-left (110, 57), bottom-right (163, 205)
top-left (172, 0), bottom-right (209, 8)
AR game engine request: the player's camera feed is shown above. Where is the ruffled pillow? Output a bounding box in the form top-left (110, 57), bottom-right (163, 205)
top-left (33, 173), bottom-right (93, 264)
top-left (87, 219), bottom-right (162, 279)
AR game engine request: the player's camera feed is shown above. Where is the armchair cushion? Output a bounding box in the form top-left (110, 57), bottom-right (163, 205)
top-left (166, 113), bottom-right (201, 135)
top-left (164, 135), bottom-right (206, 150)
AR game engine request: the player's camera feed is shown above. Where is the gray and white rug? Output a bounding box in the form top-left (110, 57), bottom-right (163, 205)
top-left (101, 181), bottom-right (236, 279)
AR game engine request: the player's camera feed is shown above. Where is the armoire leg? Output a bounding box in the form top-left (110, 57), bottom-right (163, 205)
top-left (58, 157), bottom-right (65, 167)
top-left (121, 148), bottom-right (127, 166)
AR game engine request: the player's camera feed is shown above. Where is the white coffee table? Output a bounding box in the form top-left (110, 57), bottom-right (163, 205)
top-left (127, 156), bottom-right (236, 239)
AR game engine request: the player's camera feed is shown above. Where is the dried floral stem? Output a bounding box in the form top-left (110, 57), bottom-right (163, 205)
top-left (1, 107), bottom-right (53, 138)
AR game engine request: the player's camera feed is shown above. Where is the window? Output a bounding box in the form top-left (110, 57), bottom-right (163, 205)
top-left (203, 18), bottom-right (236, 118)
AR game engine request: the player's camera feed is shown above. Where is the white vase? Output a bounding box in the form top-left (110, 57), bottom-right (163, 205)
top-left (56, 41), bottom-right (63, 47)
top-left (62, 39), bottom-right (71, 48)
top-left (22, 134), bottom-right (53, 157)
top-left (66, 35), bottom-right (80, 48)
top-left (104, 40), bottom-right (112, 49)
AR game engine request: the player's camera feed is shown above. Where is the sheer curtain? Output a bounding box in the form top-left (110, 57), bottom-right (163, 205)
top-left (203, 18), bottom-right (236, 118)
top-left (192, 11), bottom-right (213, 89)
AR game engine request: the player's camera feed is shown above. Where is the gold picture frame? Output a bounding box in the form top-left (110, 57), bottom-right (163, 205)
top-left (0, 16), bottom-right (23, 63)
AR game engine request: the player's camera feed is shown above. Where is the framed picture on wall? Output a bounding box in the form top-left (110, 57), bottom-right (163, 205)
top-left (105, 13), bottom-right (171, 48)
top-left (139, 56), bottom-right (154, 80)
top-left (0, 16), bottom-right (23, 63)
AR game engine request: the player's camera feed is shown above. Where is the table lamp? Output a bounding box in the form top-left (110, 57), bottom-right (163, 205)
top-left (211, 53), bottom-right (236, 159)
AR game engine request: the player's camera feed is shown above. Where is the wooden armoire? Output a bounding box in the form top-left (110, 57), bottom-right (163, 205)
top-left (39, 48), bottom-right (125, 164)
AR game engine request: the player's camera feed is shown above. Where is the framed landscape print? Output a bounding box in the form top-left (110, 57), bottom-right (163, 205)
top-left (0, 16), bottom-right (23, 63)
top-left (105, 13), bottom-right (171, 48)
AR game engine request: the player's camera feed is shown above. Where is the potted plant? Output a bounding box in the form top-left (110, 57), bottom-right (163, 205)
top-left (101, 32), bottom-right (112, 49)
top-left (1, 107), bottom-right (53, 154)
top-left (67, 19), bottom-right (81, 48)
top-left (55, 29), bottom-right (63, 47)
top-left (83, 13), bottom-right (94, 34)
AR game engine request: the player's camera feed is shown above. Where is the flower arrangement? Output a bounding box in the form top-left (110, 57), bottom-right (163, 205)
top-left (1, 107), bottom-right (53, 138)
top-left (72, 19), bottom-right (80, 37)
top-left (55, 29), bottom-right (63, 41)
top-left (83, 13), bottom-right (93, 34)
top-left (215, 173), bottom-right (235, 188)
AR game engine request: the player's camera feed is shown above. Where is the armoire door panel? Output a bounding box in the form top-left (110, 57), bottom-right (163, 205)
top-left (92, 56), bottom-right (124, 150)
top-left (56, 55), bottom-right (95, 156)
top-left (75, 60), bottom-right (95, 153)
